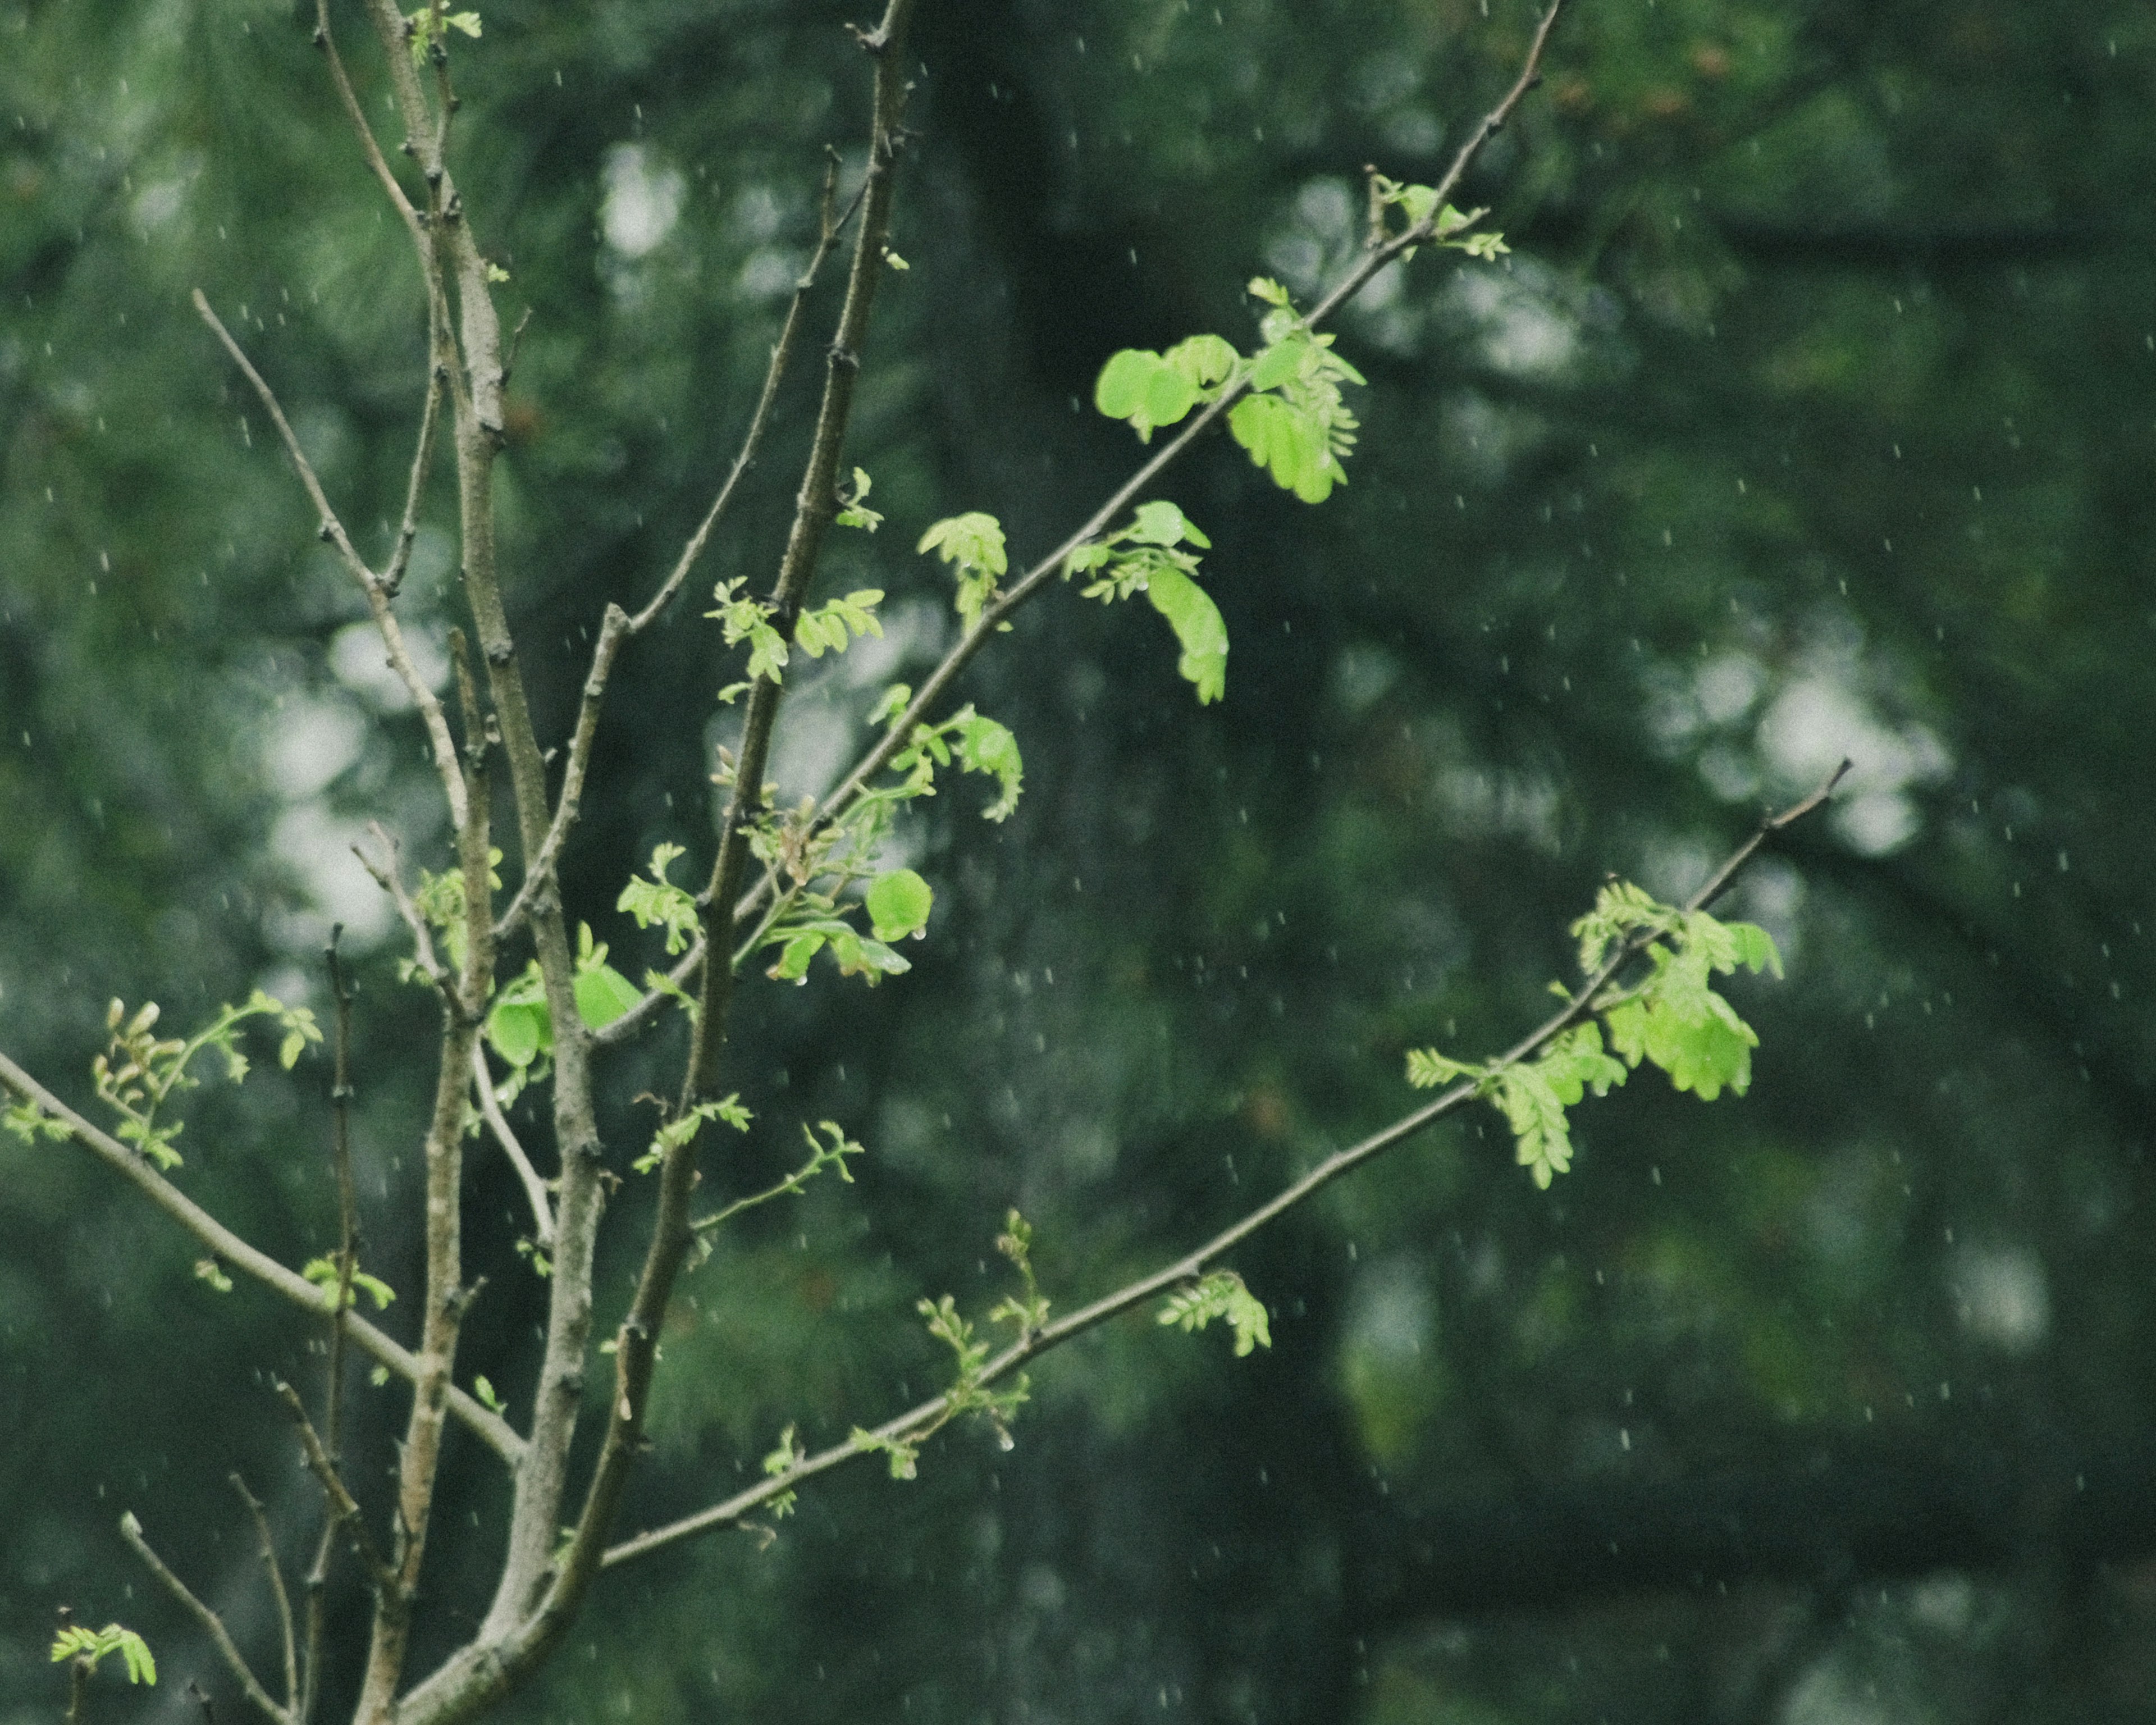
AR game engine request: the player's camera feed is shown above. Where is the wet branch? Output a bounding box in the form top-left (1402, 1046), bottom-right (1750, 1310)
top-left (120, 1510), bottom-right (289, 1724)
top-left (601, 757), bottom-right (1837, 1570)
top-left (0, 1049), bottom-right (523, 1463)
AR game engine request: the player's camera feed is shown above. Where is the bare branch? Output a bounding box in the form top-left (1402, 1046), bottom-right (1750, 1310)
top-left (120, 1509), bottom-right (290, 1724)
top-left (354, 824), bottom-right (451, 992)
top-left (229, 1475), bottom-right (299, 1716)
top-left (601, 756), bottom-right (1837, 1570)
top-left (384, 352), bottom-right (446, 598)
top-left (549, 0), bottom-right (924, 1643)
top-left (0, 1049), bottom-right (523, 1465)
top-left (193, 291), bottom-right (470, 833)
top-left (273, 1380), bottom-right (395, 1594)
top-left (472, 1041), bottom-right (554, 1247)
top-left (312, 0), bottom-right (424, 245)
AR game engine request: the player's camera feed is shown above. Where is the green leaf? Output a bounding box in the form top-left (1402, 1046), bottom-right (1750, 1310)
top-left (1158, 1269), bottom-right (1272, 1356)
top-left (303, 1256), bottom-right (396, 1310)
top-left (954, 711), bottom-right (1024, 819)
top-left (768, 930), bottom-right (826, 983)
top-left (1248, 334), bottom-right (1308, 392)
top-left (918, 512), bottom-right (1007, 628)
top-left (618, 844), bottom-right (699, 955)
top-left (1092, 346), bottom-right (1211, 441)
top-left (1405, 1047), bottom-right (1479, 1089)
top-left (1092, 348), bottom-right (1156, 421)
top-left (487, 999), bottom-right (546, 1068)
top-left (1163, 332), bottom-right (1239, 387)
top-left (1228, 393), bottom-right (1339, 503)
top-left (1129, 498), bottom-right (1210, 547)
top-left (865, 868), bottom-right (934, 942)
top-left (573, 964), bottom-right (640, 1029)
top-left (1143, 565), bottom-right (1228, 704)
top-left (916, 512), bottom-right (1007, 577)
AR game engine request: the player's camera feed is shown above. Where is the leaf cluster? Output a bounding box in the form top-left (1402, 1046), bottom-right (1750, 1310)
top-left (1065, 500), bottom-right (1228, 705)
top-left (1406, 886), bottom-right (1783, 1187)
top-left (710, 579), bottom-right (884, 697)
top-left (89, 992), bottom-right (320, 1171)
top-left (50, 1621), bottom-right (156, 1687)
top-left (916, 513), bottom-right (1008, 633)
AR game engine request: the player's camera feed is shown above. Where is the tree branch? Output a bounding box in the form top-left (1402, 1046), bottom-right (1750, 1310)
top-left (471, 1042), bottom-right (554, 1248)
top-left (228, 1475), bottom-right (299, 1717)
top-left (491, 154), bottom-right (864, 944)
top-left (192, 290), bottom-right (469, 834)
top-left (601, 756), bottom-right (1836, 1570)
top-left (0, 1049), bottom-right (523, 1464)
top-left (119, 1510), bottom-right (290, 1724)
top-left (273, 1380), bottom-right (396, 1594)
top-left (562, 0), bottom-right (922, 1632)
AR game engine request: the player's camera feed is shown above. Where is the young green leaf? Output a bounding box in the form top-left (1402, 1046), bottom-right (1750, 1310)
top-left (1158, 1268), bottom-right (1272, 1356)
top-left (954, 710), bottom-right (1024, 820)
top-left (865, 868), bottom-right (934, 942)
top-left (617, 843), bottom-right (700, 955)
top-left (573, 927), bottom-right (643, 1028)
top-left (918, 513), bottom-right (1008, 628)
top-left (1143, 565), bottom-right (1228, 704)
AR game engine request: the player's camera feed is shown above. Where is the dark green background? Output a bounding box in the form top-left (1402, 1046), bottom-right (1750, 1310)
top-left (4, 0), bottom-right (2154, 1719)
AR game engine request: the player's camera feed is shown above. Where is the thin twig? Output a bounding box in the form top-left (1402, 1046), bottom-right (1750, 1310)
top-left (353, 823), bottom-right (450, 991)
top-left (312, 0), bottom-right (424, 244)
top-left (120, 1510), bottom-right (290, 1724)
top-left (193, 290), bottom-right (470, 832)
top-left (229, 1475), bottom-right (299, 1716)
top-left (492, 154), bottom-right (863, 944)
top-left (0, 1049), bottom-right (523, 1464)
top-left (472, 1041), bottom-right (555, 1247)
top-left (321, 929), bottom-right (360, 1453)
top-left (383, 353), bottom-right (445, 597)
top-left (601, 755), bottom-right (1837, 1569)
top-left (274, 1380), bottom-right (396, 1592)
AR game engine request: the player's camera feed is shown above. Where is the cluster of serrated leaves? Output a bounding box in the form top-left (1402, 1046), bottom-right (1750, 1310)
top-left (1064, 499), bottom-right (1229, 705)
top-left (852, 1291), bottom-right (1031, 1480)
top-left (880, 696), bottom-right (1024, 821)
top-left (986, 1208), bottom-right (1050, 1341)
top-left (760, 862), bottom-right (934, 987)
top-left (403, 4), bottom-right (481, 66)
top-left (709, 578), bottom-right (884, 699)
top-left (1157, 1268), bottom-right (1273, 1357)
top-left (848, 1214), bottom-right (1047, 1482)
top-left (632, 1093), bottom-right (753, 1176)
top-left (1406, 886), bottom-right (1783, 1187)
top-left (86, 992), bottom-right (320, 1171)
top-left (407, 846), bottom-right (501, 980)
top-left (51, 1621), bottom-right (156, 1687)
top-left (916, 512), bottom-right (1007, 632)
